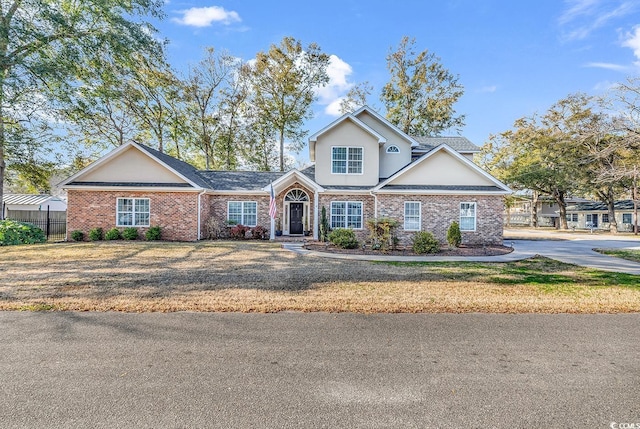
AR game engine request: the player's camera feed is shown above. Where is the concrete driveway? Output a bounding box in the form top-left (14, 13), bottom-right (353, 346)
top-left (285, 229), bottom-right (640, 274)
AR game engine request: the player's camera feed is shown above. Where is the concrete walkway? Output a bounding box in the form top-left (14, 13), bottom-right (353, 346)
top-left (282, 231), bottom-right (640, 275)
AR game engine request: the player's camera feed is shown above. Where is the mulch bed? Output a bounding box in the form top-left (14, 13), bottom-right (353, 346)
top-left (303, 242), bottom-right (514, 257)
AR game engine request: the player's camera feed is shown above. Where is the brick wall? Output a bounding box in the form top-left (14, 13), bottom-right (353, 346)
top-left (318, 193), bottom-right (375, 242)
top-left (377, 194), bottom-right (504, 245)
top-left (205, 182), bottom-right (316, 236)
top-left (67, 190), bottom-right (200, 241)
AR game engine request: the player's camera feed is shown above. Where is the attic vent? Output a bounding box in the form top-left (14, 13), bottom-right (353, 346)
top-left (386, 145), bottom-right (400, 153)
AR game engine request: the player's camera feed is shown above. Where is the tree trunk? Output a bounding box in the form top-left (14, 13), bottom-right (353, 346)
top-left (0, 78), bottom-right (5, 220)
top-left (279, 129), bottom-right (284, 172)
top-left (553, 189), bottom-right (568, 230)
top-left (606, 192), bottom-right (618, 234)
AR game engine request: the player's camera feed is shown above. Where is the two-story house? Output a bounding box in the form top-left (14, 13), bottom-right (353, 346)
top-left (62, 106), bottom-right (511, 244)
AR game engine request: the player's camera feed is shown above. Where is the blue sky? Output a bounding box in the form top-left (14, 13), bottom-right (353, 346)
top-left (154, 0), bottom-right (640, 160)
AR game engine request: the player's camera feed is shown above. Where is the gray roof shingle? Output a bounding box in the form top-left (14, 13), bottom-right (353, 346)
top-left (135, 142), bottom-right (211, 189)
top-left (411, 136), bottom-right (480, 153)
top-left (566, 200), bottom-right (637, 212)
top-left (197, 171), bottom-right (285, 191)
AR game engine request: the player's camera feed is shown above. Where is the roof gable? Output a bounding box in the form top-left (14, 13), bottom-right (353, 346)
top-left (352, 106), bottom-right (419, 148)
top-left (308, 112), bottom-right (386, 162)
top-left (375, 144), bottom-right (511, 194)
top-left (60, 142), bottom-right (207, 189)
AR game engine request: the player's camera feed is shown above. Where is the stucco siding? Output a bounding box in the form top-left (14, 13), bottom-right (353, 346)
top-left (79, 146), bottom-right (188, 184)
top-left (389, 150), bottom-right (496, 186)
top-left (314, 119), bottom-right (380, 186)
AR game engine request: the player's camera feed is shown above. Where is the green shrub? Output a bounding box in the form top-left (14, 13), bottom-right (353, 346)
top-left (104, 227), bottom-right (121, 240)
top-left (0, 220), bottom-right (46, 246)
top-left (71, 230), bottom-right (84, 242)
top-left (328, 228), bottom-right (359, 249)
top-left (122, 227), bottom-right (139, 240)
top-left (447, 221), bottom-right (462, 248)
top-left (319, 206), bottom-right (330, 242)
top-left (412, 231), bottom-right (440, 254)
top-left (145, 226), bottom-right (161, 241)
top-left (88, 227), bottom-right (103, 241)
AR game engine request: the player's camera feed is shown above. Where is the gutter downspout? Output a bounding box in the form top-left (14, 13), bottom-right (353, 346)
top-left (197, 189), bottom-right (207, 240)
top-left (371, 191), bottom-right (378, 219)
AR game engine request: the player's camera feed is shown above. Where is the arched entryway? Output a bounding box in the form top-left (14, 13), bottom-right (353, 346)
top-left (284, 189), bottom-right (310, 235)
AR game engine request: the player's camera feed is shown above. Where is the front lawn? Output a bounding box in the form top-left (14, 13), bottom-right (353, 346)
top-left (1, 241), bottom-right (639, 313)
top-left (594, 248), bottom-right (640, 264)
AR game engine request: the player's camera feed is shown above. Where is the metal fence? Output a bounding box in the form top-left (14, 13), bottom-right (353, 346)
top-left (8, 209), bottom-right (67, 242)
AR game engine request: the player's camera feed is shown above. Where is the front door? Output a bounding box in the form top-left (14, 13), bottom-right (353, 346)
top-left (289, 203), bottom-right (304, 235)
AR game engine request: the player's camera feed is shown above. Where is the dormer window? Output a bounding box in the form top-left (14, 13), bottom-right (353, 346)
top-left (386, 145), bottom-right (400, 153)
top-left (332, 147), bottom-right (363, 174)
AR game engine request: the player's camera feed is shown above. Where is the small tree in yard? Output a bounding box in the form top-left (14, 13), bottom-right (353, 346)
top-left (366, 218), bottom-right (399, 250)
top-left (447, 221), bottom-right (462, 248)
top-left (319, 206), bottom-right (331, 242)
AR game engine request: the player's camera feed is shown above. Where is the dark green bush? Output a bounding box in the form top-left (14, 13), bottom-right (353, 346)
top-left (71, 230), bottom-right (84, 242)
top-left (0, 220), bottom-right (46, 246)
top-left (122, 227), bottom-right (139, 240)
top-left (105, 227), bottom-right (121, 240)
top-left (88, 227), bottom-right (103, 241)
top-left (412, 231), bottom-right (440, 254)
top-left (328, 228), bottom-right (359, 249)
top-left (447, 221), bottom-right (462, 248)
top-left (145, 226), bottom-right (161, 241)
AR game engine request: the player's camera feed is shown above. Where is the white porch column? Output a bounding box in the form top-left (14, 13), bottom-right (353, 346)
top-left (313, 190), bottom-right (319, 240)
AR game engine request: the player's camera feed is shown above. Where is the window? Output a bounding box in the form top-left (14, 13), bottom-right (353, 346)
top-left (623, 213), bottom-right (632, 224)
top-left (602, 213), bottom-right (609, 223)
top-left (386, 145), bottom-right (400, 154)
top-left (566, 213), bottom-right (578, 222)
top-left (117, 198), bottom-right (150, 227)
top-left (330, 201), bottom-right (363, 229)
top-left (404, 202), bottom-right (421, 231)
top-left (227, 201), bottom-right (257, 226)
top-left (332, 147), bottom-right (363, 174)
top-left (459, 202), bottom-right (476, 231)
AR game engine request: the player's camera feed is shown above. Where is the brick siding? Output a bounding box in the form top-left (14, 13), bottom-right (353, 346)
top-left (377, 194), bottom-right (504, 245)
top-left (67, 190), bottom-right (200, 241)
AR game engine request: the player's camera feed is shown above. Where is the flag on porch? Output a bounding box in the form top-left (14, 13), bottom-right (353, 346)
top-left (269, 184), bottom-right (277, 219)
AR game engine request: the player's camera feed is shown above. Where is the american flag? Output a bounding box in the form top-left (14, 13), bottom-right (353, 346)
top-left (269, 184), bottom-right (277, 219)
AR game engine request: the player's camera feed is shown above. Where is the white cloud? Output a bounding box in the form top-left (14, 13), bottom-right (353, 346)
top-left (585, 61), bottom-right (630, 71)
top-left (477, 85), bottom-right (497, 93)
top-left (559, 0), bottom-right (636, 41)
top-left (172, 6), bottom-right (241, 27)
top-left (593, 80), bottom-right (618, 91)
top-left (622, 25), bottom-right (640, 64)
top-left (315, 55), bottom-right (354, 116)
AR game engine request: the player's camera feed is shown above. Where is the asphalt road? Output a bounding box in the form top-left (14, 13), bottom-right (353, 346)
top-left (1, 312), bottom-right (638, 428)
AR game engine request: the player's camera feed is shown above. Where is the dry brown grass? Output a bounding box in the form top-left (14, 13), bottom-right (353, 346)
top-left (1, 241), bottom-right (639, 313)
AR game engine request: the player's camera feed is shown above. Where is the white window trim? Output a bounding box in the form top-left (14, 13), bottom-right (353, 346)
top-left (116, 197), bottom-right (150, 227)
top-left (404, 201), bottom-right (421, 231)
top-left (386, 145), bottom-right (400, 154)
top-left (331, 146), bottom-right (364, 175)
top-left (330, 201), bottom-right (364, 230)
top-left (622, 213), bottom-right (632, 224)
top-left (459, 202), bottom-right (477, 232)
top-left (227, 201), bottom-right (258, 227)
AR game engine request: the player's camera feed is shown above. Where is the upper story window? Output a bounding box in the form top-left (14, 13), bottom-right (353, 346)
top-left (386, 145), bottom-right (400, 154)
top-left (332, 147), bottom-right (363, 174)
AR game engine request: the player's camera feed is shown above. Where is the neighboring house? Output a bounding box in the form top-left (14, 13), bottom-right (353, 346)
top-left (506, 194), bottom-right (590, 227)
top-left (61, 106), bottom-right (511, 244)
top-left (565, 200), bottom-right (639, 232)
top-left (2, 194), bottom-right (67, 220)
